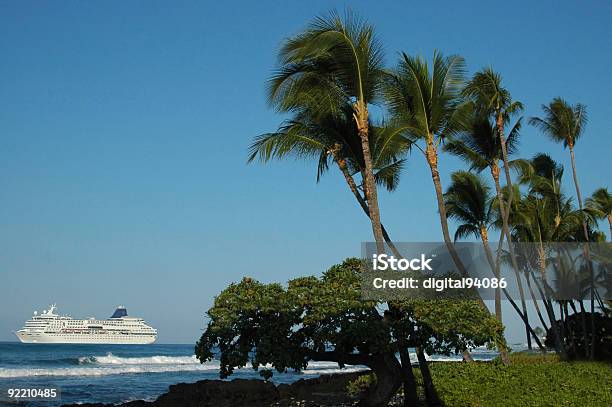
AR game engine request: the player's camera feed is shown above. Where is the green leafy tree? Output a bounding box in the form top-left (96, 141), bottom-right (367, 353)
top-left (196, 258), bottom-right (504, 407)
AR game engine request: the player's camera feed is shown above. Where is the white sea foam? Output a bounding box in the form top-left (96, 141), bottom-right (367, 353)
top-left (0, 351), bottom-right (495, 378)
top-left (81, 353), bottom-right (200, 365)
top-left (0, 362), bottom-right (220, 378)
top-left (301, 366), bottom-right (368, 375)
top-left (0, 354), bottom-right (359, 379)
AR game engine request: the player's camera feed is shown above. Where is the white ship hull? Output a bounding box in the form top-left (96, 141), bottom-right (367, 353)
top-left (16, 305), bottom-right (157, 345)
top-left (15, 331), bottom-right (156, 344)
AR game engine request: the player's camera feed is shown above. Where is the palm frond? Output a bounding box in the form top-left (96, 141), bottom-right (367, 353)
top-left (529, 98), bottom-right (588, 148)
top-left (374, 159), bottom-right (405, 191)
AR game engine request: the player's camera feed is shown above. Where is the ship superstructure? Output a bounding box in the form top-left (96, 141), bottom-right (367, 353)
top-left (15, 305), bottom-right (157, 344)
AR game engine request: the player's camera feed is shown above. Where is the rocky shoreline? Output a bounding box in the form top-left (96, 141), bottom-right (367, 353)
top-left (61, 372), bottom-right (378, 407)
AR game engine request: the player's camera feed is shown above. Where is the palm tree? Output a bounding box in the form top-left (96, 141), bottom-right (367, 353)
top-left (529, 98), bottom-right (589, 240)
top-left (528, 98), bottom-right (594, 358)
top-left (445, 171), bottom-right (495, 243)
top-left (444, 171), bottom-right (502, 320)
top-left (249, 77), bottom-right (416, 407)
top-left (248, 103), bottom-right (408, 254)
top-left (443, 113), bottom-right (533, 346)
top-left (586, 188), bottom-right (612, 240)
top-left (268, 11), bottom-right (387, 251)
top-left (463, 68), bottom-right (523, 239)
top-left (384, 51), bottom-right (469, 269)
top-left (384, 53), bottom-right (513, 366)
top-left (511, 154), bottom-right (590, 358)
top-left (462, 70), bottom-right (549, 350)
top-left (444, 112), bottom-right (521, 204)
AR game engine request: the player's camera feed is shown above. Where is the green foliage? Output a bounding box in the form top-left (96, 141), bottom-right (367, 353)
top-left (586, 188), bottom-right (612, 220)
top-left (406, 299), bottom-right (505, 355)
top-left (544, 312), bottom-right (612, 361)
top-left (346, 373), bottom-right (376, 397)
top-left (247, 102), bottom-right (410, 190)
top-left (463, 67), bottom-right (523, 121)
top-left (269, 10), bottom-right (385, 109)
top-left (349, 354), bottom-right (611, 405)
top-left (444, 171), bottom-right (495, 241)
top-left (510, 154), bottom-right (588, 244)
top-left (248, 8), bottom-right (411, 190)
top-left (384, 51), bottom-right (468, 141)
top-left (443, 112), bottom-right (522, 172)
top-left (428, 354), bottom-right (612, 406)
top-left (529, 98), bottom-right (587, 148)
top-left (196, 258), bottom-right (503, 379)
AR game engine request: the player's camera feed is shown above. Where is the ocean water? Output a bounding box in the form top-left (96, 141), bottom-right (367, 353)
top-left (0, 342), bottom-right (504, 406)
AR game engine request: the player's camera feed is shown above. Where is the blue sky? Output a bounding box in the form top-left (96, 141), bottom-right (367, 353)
top-left (0, 1), bottom-right (610, 343)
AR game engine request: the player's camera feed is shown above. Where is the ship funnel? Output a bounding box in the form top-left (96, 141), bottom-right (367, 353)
top-left (110, 306), bottom-right (128, 318)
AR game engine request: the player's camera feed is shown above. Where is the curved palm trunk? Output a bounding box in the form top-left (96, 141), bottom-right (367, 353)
top-left (416, 346), bottom-right (442, 407)
top-left (424, 136), bottom-right (507, 360)
top-left (525, 271), bottom-right (550, 331)
top-left (334, 155), bottom-right (401, 257)
top-left (568, 143), bottom-right (589, 238)
top-left (335, 153), bottom-right (417, 402)
top-left (359, 354), bottom-right (404, 407)
top-left (568, 142), bottom-right (595, 360)
top-left (479, 228), bottom-right (546, 351)
top-left (399, 347), bottom-right (419, 406)
top-left (354, 101), bottom-right (385, 253)
top-left (480, 227), bottom-right (502, 323)
top-left (608, 215), bottom-right (612, 242)
top-left (490, 163), bottom-right (531, 349)
top-left (495, 114), bottom-right (515, 222)
top-left (480, 226), bottom-right (510, 364)
top-left (425, 139), bottom-right (466, 271)
top-left (537, 244), bottom-right (567, 358)
top-left (493, 118), bottom-right (532, 350)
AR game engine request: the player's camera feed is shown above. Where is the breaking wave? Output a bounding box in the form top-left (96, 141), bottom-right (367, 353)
top-left (0, 353), bottom-right (368, 378)
top-left (78, 354), bottom-right (199, 365)
top-left (1, 350), bottom-right (497, 379)
top-left (0, 362), bottom-right (219, 378)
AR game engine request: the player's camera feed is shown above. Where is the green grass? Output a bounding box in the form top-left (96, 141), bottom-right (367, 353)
top-left (422, 353), bottom-right (612, 406)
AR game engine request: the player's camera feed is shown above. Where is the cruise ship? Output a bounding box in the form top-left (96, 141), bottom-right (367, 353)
top-left (15, 305), bottom-right (157, 344)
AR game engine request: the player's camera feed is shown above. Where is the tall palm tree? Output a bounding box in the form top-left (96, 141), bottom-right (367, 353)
top-left (249, 90), bottom-right (417, 407)
top-left (529, 98), bottom-right (589, 240)
top-left (268, 11), bottom-right (387, 251)
top-left (385, 53), bottom-right (513, 365)
top-left (462, 70), bottom-right (537, 348)
top-left (586, 188), bottom-right (612, 240)
top-left (463, 68), bottom-right (523, 239)
top-left (384, 51), bottom-right (469, 268)
top-left (443, 113), bottom-right (532, 346)
top-left (445, 171), bottom-right (495, 243)
top-left (511, 154), bottom-right (590, 358)
top-left (528, 98), bottom-right (594, 358)
top-left (443, 113), bottom-right (521, 203)
top-left (444, 171), bottom-right (502, 320)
